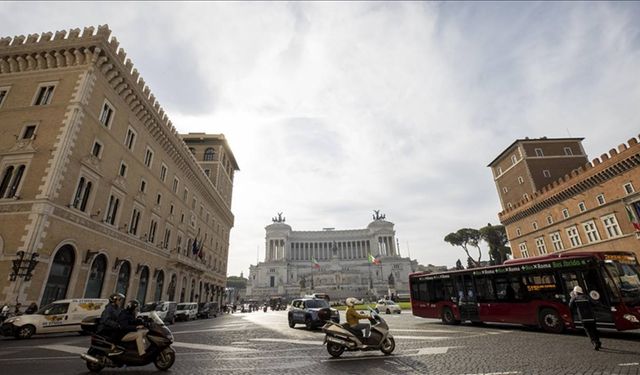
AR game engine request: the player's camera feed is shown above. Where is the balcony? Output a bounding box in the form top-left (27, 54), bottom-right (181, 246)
top-left (169, 248), bottom-right (210, 274)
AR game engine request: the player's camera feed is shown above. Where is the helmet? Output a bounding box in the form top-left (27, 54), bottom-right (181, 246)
top-left (125, 299), bottom-right (140, 313)
top-left (573, 286), bottom-right (584, 294)
top-left (109, 293), bottom-right (125, 304)
top-left (345, 297), bottom-right (358, 307)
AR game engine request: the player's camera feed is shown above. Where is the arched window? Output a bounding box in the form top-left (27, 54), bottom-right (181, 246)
top-left (203, 148), bottom-right (215, 161)
top-left (190, 279), bottom-right (196, 301)
top-left (154, 270), bottom-right (164, 301)
top-left (180, 277), bottom-right (187, 303)
top-left (84, 254), bottom-right (106, 298)
top-left (167, 274), bottom-right (177, 301)
top-left (115, 261), bottom-right (131, 297)
top-left (41, 245), bottom-right (75, 306)
top-left (136, 267), bottom-right (149, 303)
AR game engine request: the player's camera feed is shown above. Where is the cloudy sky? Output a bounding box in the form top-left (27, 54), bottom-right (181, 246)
top-left (2, 2), bottom-right (640, 276)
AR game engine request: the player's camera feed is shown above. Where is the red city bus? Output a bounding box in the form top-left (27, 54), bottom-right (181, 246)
top-left (409, 251), bottom-right (640, 333)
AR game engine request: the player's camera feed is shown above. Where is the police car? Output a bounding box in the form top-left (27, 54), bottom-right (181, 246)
top-left (288, 297), bottom-right (339, 329)
top-left (1, 298), bottom-right (107, 339)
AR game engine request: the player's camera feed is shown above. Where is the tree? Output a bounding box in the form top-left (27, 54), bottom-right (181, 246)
top-left (444, 228), bottom-right (482, 267)
top-left (479, 223), bottom-right (511, 265)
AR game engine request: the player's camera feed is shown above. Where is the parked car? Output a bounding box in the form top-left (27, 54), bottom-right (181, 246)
top-left (375, 300), bottom-right (402, 314)
top-left (139, 301), bottom-right (177, 324)
top-left (288, 297), bottom-right (339, 329)
top-left (175, 303), bottom-right (198, 321)
top-left (197, 302), bottom-right (219, 319)
top-left (0, 298), bottom-right (108, 339)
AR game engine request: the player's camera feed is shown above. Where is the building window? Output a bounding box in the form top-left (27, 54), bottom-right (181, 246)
top-left (578, 202), bottom-right (586, 212)
top-left (624, 183), bottom-right (635, 195)
top-left (99, 100), bottom-right (115, 127)
top-left (550, 232), bottom-right (564, 251)
top-left (33, 84), bottom-right (55, 105)
top-left (20, 124), bottom-right (37, 140)
top-left (546, 215), bottom-right (553, 225)
top-left (564, 147), bottom-right (573, 156)
top-left (519, 243), bottom-right (529, 258)
top-left (0, 164), bottom-right (26, 199)
top-left (71, 177), bottom-right (92, 211)
top-left (156, 193), bottom-right (162, 205)
top-left (163, 228), bottom-right (171, 249)
top-left (601, 214), bottom-right (621, 238)
top-left (596, 194), bottom-right (606, 206)
top-left (518, 176), bottom-right (524, 184)
top-left (0, 87), bottom-right (8, 108)
top-left (91, 141), bottom-right (103, 158)
top-left (172, 177), bottom-right (179, 193)
top-left (183, 188), bottom-right (188, 201)
top-left (532, 221), bottom-right (538, 230)
top-left (543, 170), bottom-right (551, 178)
top-left (523, 193), bottom-right (529, 200)
top-left (582, 220), bottom-right (601, 243)
top-left (160, 163), bottom-right (168, 182)
top-left (502, 186), bottom-right (508, 193)
top-left (124, 127), bottom-right (136, 151)
top-left (144, 147), bottom-right (154, 168)
top-left (129, 208), bottom-right (141, 235)
top-left (104, 194), bottom-right (120, 225)
top-left (535, 148), bottom-right (544, 157)
top-left (562, 208), bottom-right (570, 219)
top-left (511, 155), bottom-right (517, 165)
top-left (191, 198), bottom-right (196, 209)
top-left (566, 226), bottom-right (582, 248)
top-left (148, 220), bottom-right (157, 243)
top-left (118, 162), bottom-right (127, 177)
top-left (170, 204), bottom-right (174, 215)
top-left (515, 228), bottom-right (521, 236)
top-left (180, 212), bottom-right (184, 224)
top-left (139, 179), bottom-right (147, 193)
top-left (204, 148), bottom-right (216, 161)
top-left (535, 237), bottom-right (547, 255)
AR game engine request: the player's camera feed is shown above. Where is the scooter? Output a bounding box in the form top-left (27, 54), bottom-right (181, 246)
top-left (80, 311), bottom-right (176, 373)
top-left (322, 307), bottom-right (395, 358)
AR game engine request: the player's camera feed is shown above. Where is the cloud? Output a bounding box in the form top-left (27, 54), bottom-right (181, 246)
top-left (2, 2), bottom-right (640, 275)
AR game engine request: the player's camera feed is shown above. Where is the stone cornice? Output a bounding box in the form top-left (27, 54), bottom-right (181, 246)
top-left (0, 25), bottom-right (235, 226)
top-left (499, 135), bottom-right (640, 225)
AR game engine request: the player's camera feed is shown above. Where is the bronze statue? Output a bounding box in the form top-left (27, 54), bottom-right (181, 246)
top-left (272, 212), bottom-right (286, 223)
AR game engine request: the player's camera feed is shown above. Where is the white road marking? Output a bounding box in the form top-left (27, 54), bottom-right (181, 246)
top-left (392, 329), bottom-right (466, 333)
top-left (172, 342), bottom-right (256, 352)
top-left (460, 372), bottom-right (521, 375)
top-left (619, 362), bottom-right (640, 366)
top-left (173, 327), bottom-right (247, 334)
top-left (38, 344), bottom-right (87, 355)
top-left (250, 338), bottom-right (323, 346)
top-left (393, 335), bottom-right (450, 340)
top-left (318, 346), bottom-right (461, 362)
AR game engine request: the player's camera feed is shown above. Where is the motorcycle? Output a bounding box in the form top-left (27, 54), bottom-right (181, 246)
top-left (321, 307), bottom-right (395, 358)
top-left (263, 305), bottom-right (268, 313)
top-left (80, 311), bottom-right (176, 372)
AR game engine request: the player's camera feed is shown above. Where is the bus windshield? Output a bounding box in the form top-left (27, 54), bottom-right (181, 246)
top-left (605, 260), bottom-right (640, 306)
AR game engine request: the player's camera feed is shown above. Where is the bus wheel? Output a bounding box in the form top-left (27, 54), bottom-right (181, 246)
top-left (442, 308), bottom-right (460, 325)
top-left (539, 308), bottom-right (563, 333)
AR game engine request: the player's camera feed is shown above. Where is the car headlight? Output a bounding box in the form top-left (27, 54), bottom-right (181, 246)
top-left (6, 317), bottom-right (20, 323)
top-left (624, 314), bottom-right (639, 323)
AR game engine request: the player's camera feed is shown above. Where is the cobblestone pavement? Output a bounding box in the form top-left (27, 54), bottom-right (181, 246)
top-left (2, 310), bottom-right (640, 374)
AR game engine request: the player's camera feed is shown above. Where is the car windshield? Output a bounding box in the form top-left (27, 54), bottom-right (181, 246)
top-left (177, 304), bottom-right (188, 310)
top-left (305, 300), bottom-right (329, 309)
top-left (36, 303), bottom-right (54, 315)
top-left (141, 302), bottom-right (159, 312)
top-left (605, 260), bottom-right (640, 306)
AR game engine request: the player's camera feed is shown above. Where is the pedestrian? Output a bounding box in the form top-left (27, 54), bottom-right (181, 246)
top-left (25, 302), bottom-right (38, 314)
top-left (14, 302), bottom-right (22, 315)
top-left (569, 286), bottom-right (601, 350)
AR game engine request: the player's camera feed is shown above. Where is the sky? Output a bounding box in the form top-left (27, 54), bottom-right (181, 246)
top-left (2, 2), bottom-right (640, 277)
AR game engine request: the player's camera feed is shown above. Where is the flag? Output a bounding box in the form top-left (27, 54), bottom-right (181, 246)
top-left (191, 238), bottom-right (199, 255)
top-left (626, 206), bottom-right (640, 231)
top-left (368, 253), bottom-right (381, 265)
top-left (197, 240), bottom-right (204, 259)
top-left (312, 257), bottom-right (320, 269)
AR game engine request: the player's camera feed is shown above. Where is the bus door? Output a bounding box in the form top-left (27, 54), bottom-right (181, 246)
top-left (580, 268), bottom-right (614, 325)
top-left (457, 274), bottom-right (479, 322)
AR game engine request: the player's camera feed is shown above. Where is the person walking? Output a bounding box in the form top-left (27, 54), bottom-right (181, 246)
top-left (569, 286), bottom-right (601, 350)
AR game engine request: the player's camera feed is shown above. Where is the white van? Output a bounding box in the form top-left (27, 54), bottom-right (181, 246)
top-left (0, 298), bottom-right (108, 339)
top-left (139, 301), bottom-right (177, 324)
top-left (175, 302), bottom-right (198, 321)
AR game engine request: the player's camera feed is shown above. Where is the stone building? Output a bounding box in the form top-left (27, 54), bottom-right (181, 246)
top-left (488, 135), bottom-right (640, 260)
top-left (246, 213), bottom-right (415, 301)
top-left (0, 25), bottom-right (238, 308)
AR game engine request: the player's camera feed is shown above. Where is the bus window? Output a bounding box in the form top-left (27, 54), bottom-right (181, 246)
top-left (418, 280), bottom-right (429, 301)
top-left (475, 276), bottom-right (495, 302)
top-left (523, 273), bottom-right (559, 301)
top-left (443, 278), bottom-right (455, 301)
top-left (561, 271), bottom-right (579, 298)
top-left (431, 279), bottom-right (445, 302)
top-left (411, 280), bottom-right (420, 301)
top-left (495, 277), bottom-right (525, 302)
top-left (605, 261), bottom-right (640, 306)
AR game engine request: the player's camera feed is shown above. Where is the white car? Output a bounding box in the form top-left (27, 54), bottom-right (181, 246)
top-left (375, 300), bottom-right (402, 314)
top-left (0, 298), bottom-right (107, 339)
top-left (175, 302), bottom-right (198, 321)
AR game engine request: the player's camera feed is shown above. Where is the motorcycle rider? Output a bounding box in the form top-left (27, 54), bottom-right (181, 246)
top-left (345, 297), bottom-right (370, 338)
top-left (98, 293), bottom-right (125, 352)
top-left (117, 300), bottom-right (148, 357)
